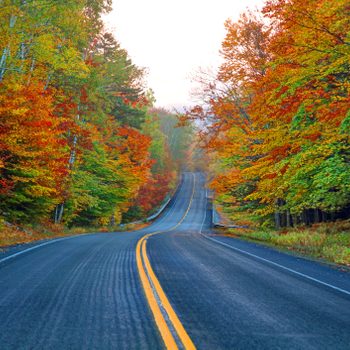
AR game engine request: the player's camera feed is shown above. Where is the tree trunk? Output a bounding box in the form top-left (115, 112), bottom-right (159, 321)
top-left (286, 209), bottom-right (292, 227)
top-left (274, 211), bottom-right (281, 230)
top-left (0, 14), bottom-right (18, 82)
top-left (69, 135), bottom-right (78, 166)
top-left (110, 214), bottom-right (115, 226)
top-left (26, 57), bottom-right (35, 85)
top-left (44, 73), bottom-right (52, 90)
top-left (54, 205), bottom-right (59, 224)
top-left (58, 203), bottom-right (64, 223)
top-left (302, 210), bottom-right (307, 225)
top-left (54, 203), bottom-right (65, 224)
top-left (274, 198), bottom-right (284, 229)
top-left (314, 209), bottom-right (320, 223)
top-left (0, 47), bottom-right (9, 82)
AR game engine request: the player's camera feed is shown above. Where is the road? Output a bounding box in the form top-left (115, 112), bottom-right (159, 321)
top-left (1, 172), bottom-right (350, 349)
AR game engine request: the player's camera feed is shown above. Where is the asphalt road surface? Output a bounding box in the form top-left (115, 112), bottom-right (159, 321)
top-left (1, 172), bottom-right (350, 349)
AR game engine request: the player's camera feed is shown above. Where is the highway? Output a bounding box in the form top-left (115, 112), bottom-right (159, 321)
top-left (0, 172), bottom-right (350, 349)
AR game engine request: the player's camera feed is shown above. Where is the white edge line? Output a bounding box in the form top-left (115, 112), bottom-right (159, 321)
top-left (199, 186), bottom-right (208, 234)
top-left (200, 234), bottom-right (350, 297)
top-left (0, 234), bottom-right (89, 264)
top-left (0, 175), bottom-right (186, 265)
top-left (151, 182), bottom-right (182, 226)
top-left (199, 179), bottom-right (350, 296)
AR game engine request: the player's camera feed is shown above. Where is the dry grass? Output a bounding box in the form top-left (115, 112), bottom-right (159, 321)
top-left (0, 221), bottom-right (65, 248)
top-left (0, 218), bottom-right (150, 250)
top-left (228, 220), bottom-right (350, 266)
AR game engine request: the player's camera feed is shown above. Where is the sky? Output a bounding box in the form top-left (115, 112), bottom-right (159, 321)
top-left (105, 0), bottom-right (265, 110)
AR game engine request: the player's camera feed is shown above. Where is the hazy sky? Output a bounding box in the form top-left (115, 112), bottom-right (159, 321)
top-left (106, 0), bottom-right (265, 110)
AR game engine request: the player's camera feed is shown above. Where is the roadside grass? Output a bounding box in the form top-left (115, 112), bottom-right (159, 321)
top-left (0, 218), bottom-right (149, 250)
top-left (227, 220), bottom-right (350, 266)
top-left (0, 220), bottom-right (64, 249)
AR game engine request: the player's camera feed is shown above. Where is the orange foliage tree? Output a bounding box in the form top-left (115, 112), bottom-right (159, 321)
top-left (0, 81), bottom-right (69, 221)
top-left (0, 1), bottom-right (177, 228)
top-left (182, 0), bottom-right (350, 228)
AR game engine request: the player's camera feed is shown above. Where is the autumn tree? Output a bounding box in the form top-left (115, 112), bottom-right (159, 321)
top-left (183, 0), bottom-right (350, 228)
top-left (0, 1), bottom-right (177, 229)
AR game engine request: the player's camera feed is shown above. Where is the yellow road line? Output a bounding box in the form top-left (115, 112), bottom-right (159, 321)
top-left (136, 174), bottom-right (197, 350)
top-left (142, 240), bottom-right (196, 350)
top-left (136, 238), bottom-right (178, 349)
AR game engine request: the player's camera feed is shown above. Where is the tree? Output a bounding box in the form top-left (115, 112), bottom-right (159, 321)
top-left (182, 0), bottom-right (350, 227)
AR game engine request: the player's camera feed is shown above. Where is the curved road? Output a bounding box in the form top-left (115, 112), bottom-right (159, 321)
top-left (0, 172), bottom-right (350, 349)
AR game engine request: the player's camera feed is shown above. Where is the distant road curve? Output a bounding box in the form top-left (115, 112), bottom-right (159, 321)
top-left (1, 172), bottom-right (350, 349)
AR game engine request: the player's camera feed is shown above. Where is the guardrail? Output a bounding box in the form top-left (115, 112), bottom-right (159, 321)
top-left (120, 175), bottom-right (183, 227)
top-left (145, 195), bottom-right (172, 222)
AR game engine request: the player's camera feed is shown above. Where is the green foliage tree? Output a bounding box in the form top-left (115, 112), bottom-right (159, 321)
top-left (0, 0), bottom-right (180, 230)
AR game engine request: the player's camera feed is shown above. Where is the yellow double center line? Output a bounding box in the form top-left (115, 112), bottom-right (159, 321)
top-left (136, 174), bottom-right (197, 350)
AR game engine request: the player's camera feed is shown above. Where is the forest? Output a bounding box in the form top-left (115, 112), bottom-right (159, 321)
top-left (182, 0), bottom-right (350, 229)
top-left (0, 0), bottom-right (349, 257)
top-left (0, 0), bottom-right (192, 235)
